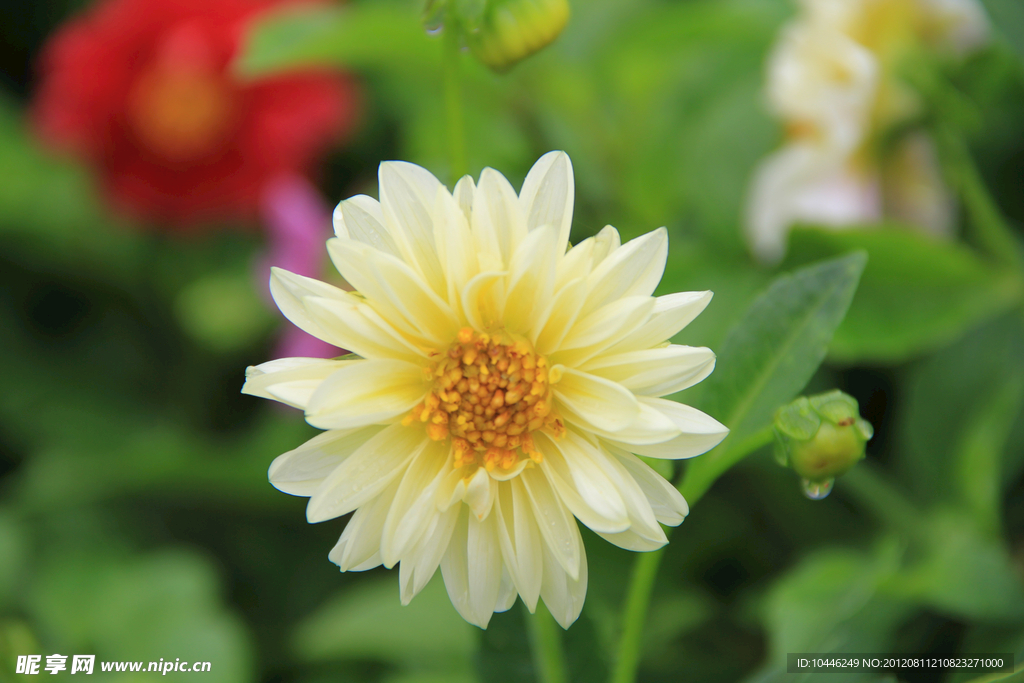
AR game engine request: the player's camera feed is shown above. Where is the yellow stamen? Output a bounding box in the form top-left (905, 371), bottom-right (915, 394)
top-left (410, 328), bottom-right (563, 472)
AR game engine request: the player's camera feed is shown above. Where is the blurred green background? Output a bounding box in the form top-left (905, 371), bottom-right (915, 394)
top-left (1, 0), bottom-right (1023, 681)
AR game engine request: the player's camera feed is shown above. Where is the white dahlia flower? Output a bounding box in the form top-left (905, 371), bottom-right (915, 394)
top-left (746, 0), bottom-right (987, 263)
top-left (243, 152), bottom-right (728, 628)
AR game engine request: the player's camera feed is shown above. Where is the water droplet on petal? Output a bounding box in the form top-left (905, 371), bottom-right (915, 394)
top-left (801, 477), bottom-right (834, 500)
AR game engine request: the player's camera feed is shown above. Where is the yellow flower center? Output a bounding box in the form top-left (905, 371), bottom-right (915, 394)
top-left (405, 327), bottom-right (564, 472)
top-left (128, 65), bottom-right (235, 163)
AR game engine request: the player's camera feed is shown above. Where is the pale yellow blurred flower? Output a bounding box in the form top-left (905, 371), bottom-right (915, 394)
top-left (746, 0), bottom-right (988, 262)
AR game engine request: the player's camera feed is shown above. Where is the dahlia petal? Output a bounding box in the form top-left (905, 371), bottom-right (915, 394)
top-left (472, 168), bottom-right (528, 268)
top-left (494, 480), bottom-right (543, 611)
top-left (497, 567), bottom-right (518, 612)
top-left (461, 271), bottom-right (506, 333)
top-left (503, 224), bottom-right (559, 335)
top-left (594, 527), bottom-right (667, 552)
top-left (511, 479), bottom-right (544, 611)
top-left (305, 358), bottom-right (427, 430)
top-left (551, 367), bottom-right (641, 433)
top-left (329, 479), bottom-right (400, 572)
top-left (399, 504), bottom-right (459, 605)
top-left (589, 226), bottom-right (622, 267)
top-left (438, 467), bottom-right (468, 512)
top-left (582, 227), bottom-right (668, 315)
top-left (545, 430), bottom-right (667, 546)
top-left (604, 397), bottom-right (728, 459)
top-left (464, 465), bottom-right (497, 521)
top-left (453, 175), bottom-right (475, 222)
top-left (242, 357), bottom-right (347, 410)
top-left (520, 466), bottom-right (581, 580)
top-left (580, 345), bottom-right (717, 397)
top-left (468, 511), bottom-right (504, 625)
top-left (554, 226), bottom-right (620, 290)
top-left (555, 238), bottom-right (596, 290)
top-left (539, 523), bottom-right (587, 629)
top-left (535, 431), bottom-right (630, 533)
top-left (381, 440), bottom-right (452, 567)
top-left (378, 161), bottom-right (447, 293)
top-left (333, 194), bottom-right (401, 258)
top-left (433, 185), bottom-right (479, 313)
top-left (441, 508), bottom-right (502, 629)
top-left (306, 425), bottom-right (428, 522)
top-left (555, 296), bottom-right (655, 366)
top-left (532, 276), bottom-right (587, 355)
top-left (269, 268), bottom-right (355, 347)
top-left (608, 290), bottom-right (713, 353)
top-left (608, 448), bottom-right (688, 525)
top-left (519, 151), bottom-right (574, 252)
top-left (441, 509), bottom-right (475, 625)
top-left (588, 441), bottom-right (665, 544)
top-left (302, 296), bottom-right (427, 362)
top-left (269, 426), bottom-right (384, 497)
top-left (327, 237), bottom-right (460, 346)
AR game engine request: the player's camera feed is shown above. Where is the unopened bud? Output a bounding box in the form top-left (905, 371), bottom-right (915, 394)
top-left (466, 0), bottom-right (570, 72)
top-left (773, 390), bottom-right (873, 499)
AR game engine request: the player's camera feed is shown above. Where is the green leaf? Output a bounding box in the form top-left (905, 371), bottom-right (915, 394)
top-left (896, 510), bottom-right (1024, 622)
top-left (981, 0), bottom-right (1024, 69)
top-left (0, 94), bottom-right (144, 285)
top-left (235, 3), bottom-right (439, 79)
top-left (293, 574), bottom-right (477, 674)
top-left (898, 314), bottom-right (1024, 506)
top-left (954, 373), bottom-right (1024, 536)
top-left (785, 227), bottom-right (1023, 363)
top-left (748, 543), bottom-right (911, 682)
top-left (28, 549), bottom-right (253, 682)
top-left (680, 252), bottom-right (866, 501)
top-left (0, 513), bottom-right (26, 612)
top-left (174, 271), bottom-right (277, 353)
top-left (842, 467), bottom-right (1024, 622)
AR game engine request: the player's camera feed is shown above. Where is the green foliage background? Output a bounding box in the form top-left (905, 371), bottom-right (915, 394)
top-left (0, 0), bottom-right (1023, 681)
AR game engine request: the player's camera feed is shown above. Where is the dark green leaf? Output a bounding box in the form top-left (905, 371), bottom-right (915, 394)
top-left (29, 550), bottom-right (253, 682)
top-left (682, 252), bottom-right (866, 500)
top-left (981, 0), bottom-right (1024, 68)
top-left (898, 314), bottom-right (1024, 506)
top-left (748, 543), bottom-right (911, 683)
top-left (897, 510), bottom-right (1024, 622)
top-left (954, 373), bottom-right (1024, 536)
top-left (293, 575), bottom-right (476, 674)
top-left (235, 3), bottom-right (439, 79)
top-left (785, 227), bottom-right (1023, 363)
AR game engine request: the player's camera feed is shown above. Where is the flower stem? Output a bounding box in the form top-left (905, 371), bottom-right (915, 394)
top-left (936, 126), bottom-right (1023, 271)
top-left (442, 14), bottom-right (468, 183)
top-left (610, 426), bottom-right (773, 683)
top-left (609, 545), bottom-right (666, 683)
top-left (527, 602), bottom-right (569, 683)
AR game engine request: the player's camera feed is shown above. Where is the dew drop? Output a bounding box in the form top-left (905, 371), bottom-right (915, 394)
top-left (801, 477), bottom-right (834, 500)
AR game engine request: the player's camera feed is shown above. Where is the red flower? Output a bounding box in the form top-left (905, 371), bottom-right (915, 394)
top-left (32, 0), bottom-right (359, 227)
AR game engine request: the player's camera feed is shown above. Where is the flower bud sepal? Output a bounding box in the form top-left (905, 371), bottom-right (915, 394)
top-left (773, 390), bottom-right (874, 499)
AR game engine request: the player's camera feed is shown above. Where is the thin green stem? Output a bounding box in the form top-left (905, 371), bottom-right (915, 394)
top-left (442, 15), bottom-right (468, 183)
top-left (527, 602), bottom-right (569, 683)
top-left (609, 544), bottom-right (667, 683)
top-left (936, 126), bottom-right (1023, 271)
top-left (610, 426), bottom-right (773, 683)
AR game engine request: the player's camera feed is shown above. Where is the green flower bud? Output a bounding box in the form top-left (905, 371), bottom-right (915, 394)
top-left (773, 390), bottom-right (874, 499)
top-left (465, 0), bottom-right (570, 72)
